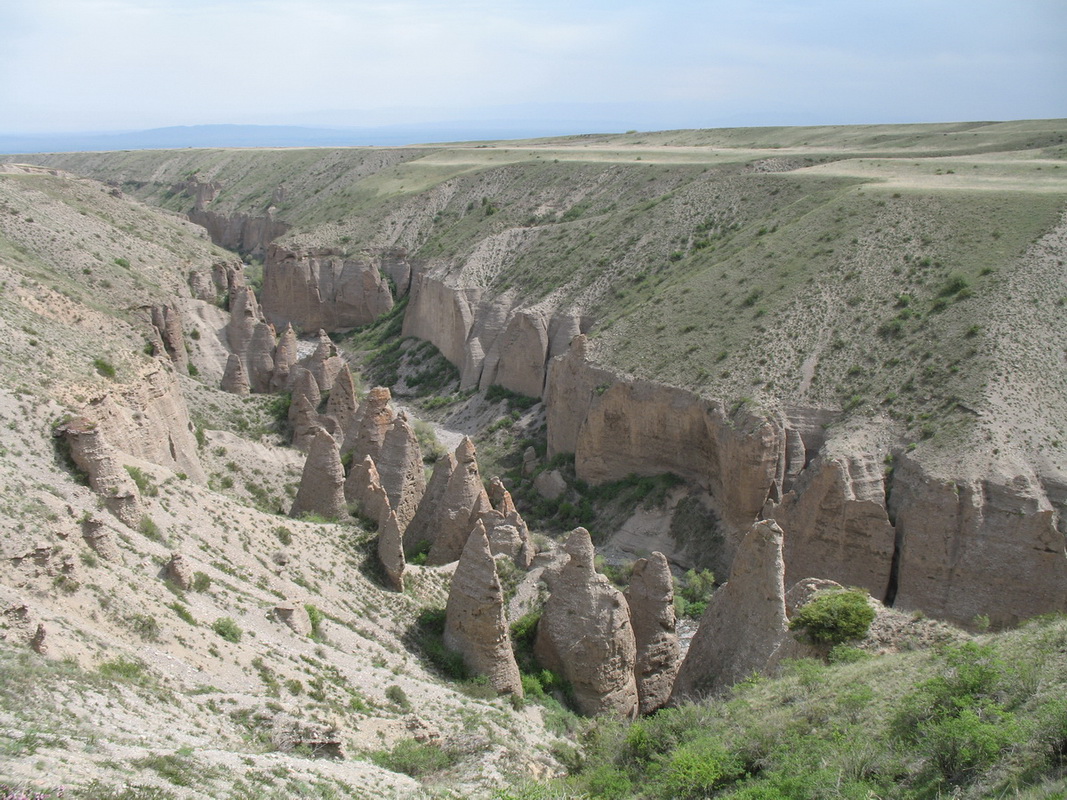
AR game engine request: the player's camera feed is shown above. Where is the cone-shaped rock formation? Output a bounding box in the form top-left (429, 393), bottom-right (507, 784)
top-left (444, 521), bottom-right (523, 695)
top-left (290, 428), bottom-right (348, 521)
top-left (671, 519), bottom-right (788, 702)
top-left (534, 527), bottom-right (638, 717)
top-left (624, 552), bottom-right (680, 714)
top-left (427, 437), bottom-right (491, 565)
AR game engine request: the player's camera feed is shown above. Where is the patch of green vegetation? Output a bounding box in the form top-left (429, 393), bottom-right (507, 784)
top-left (369, 737), bottom-right (460, 778)
top-left (790, 588), bottom-right (877, 644)
top-left (211, 617), bottom-right (242, 643)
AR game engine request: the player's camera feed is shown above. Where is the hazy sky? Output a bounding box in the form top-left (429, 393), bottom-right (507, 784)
top-left (1, 0), bottom-right (1065, 134)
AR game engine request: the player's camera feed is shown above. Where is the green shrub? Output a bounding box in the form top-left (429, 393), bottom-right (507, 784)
top-left (93, 357), bottom-right (116, 378)
top-left (789, 589), bottom-right (875, 644)
top-left (674, 569), bottom-right (716, 619)
top-left (124, 465), bottom-right (158, 497)
top-left (169, 602), bottom-right (195, 625)
top-left (304, 603), bottom-right (325, 641)
top-left (128, 614), bottom-right (160, 641)
top-left (370, 738), bottom-right (456, 777)
top-left (211, 617), bottom-right (242, 643)
top-left (191, 571), bottom-right (211, 592)
top-left (138, 515), bottom-right (163, 542)
top-left (386, 684), bottom-right (411, 710)
top-left (653, 737), bottom-right (744, 799)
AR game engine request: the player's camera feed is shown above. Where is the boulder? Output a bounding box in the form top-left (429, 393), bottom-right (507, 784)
top-left (377, 510), bottom-right (406, 592)
top-left (534, 528), bottom-right (638, 717)
top-left (671, 520), bottom-right (788, 702)
top-left (221, 353), bottom-right (250, 395)
top-left (289, 429), bottom-right (348, 521)
top-left (274, 604), bottom-right (312, 636)
top-left (624, 552), bottom-right (679, 715)
top-left (444, 521), bottom-right (523, 695)
top-left (427, 437), bottom-right (492, 565)
top-left (164, 552), bottom-right (194, 591)
top-left (80, 516), bottom-right (120, 562)
top-left (534, 469), bottom-right (567, 502)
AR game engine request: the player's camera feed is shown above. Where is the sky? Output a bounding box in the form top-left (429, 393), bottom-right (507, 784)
top-left (1, 0), bottom-right (1065, 136)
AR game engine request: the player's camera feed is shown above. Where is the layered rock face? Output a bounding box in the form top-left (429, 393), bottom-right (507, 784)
top-left (624, 552), bottom-right (679, 715)
top-left (377, 510), bottom-right (406, 592)
top-left (375, 413), bottom-right (426, 531)
top-left (403, 261), bottom-right (583, 398)
top-left (262, 245), bottom-right (394, 332)
top-left (221, 353), bottom-right (251, 395)
top-left (671, 520), bottom-right (788, 702)
top-left (149, 304), bottom-right (188, 373)
top-left (444, 523), bottom-right (523, 695)
top-left (344, 386), bottom-right (395, 462)
top-left (290, 429), bottom-right (348, 520)
top-left (483, 477), bottom-right (535, 567)
top-left (404, 452), bottom-right (456, 554)
top-left (344, 455), bottom-right (392, 525)
top-left (57, 417), bottom-right (142, 527)
top-left (767, 453), bottom-right (896, 600)
top-left (426, 437), bottom-right (491, 565)
top-left (84, 363), bottom-right (207, 484)
top-left (534, 528), bottom-right (638, 717)
top-left (889, 453), bottom-right (1067, 626)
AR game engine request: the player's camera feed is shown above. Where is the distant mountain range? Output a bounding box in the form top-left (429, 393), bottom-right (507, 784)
top-left (0, 121), bottom-right (620, 153)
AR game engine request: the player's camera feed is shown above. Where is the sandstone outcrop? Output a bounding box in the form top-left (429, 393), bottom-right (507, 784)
top-left (671, 520), bottom-right (788, 702)
top-left (427, 437), bottom-right (491, 565)
top-left (344, 455), bottom-right (392, 527)
top-left (534, 528), bottom-right (638, 717)
top-left (344, 386), bottom-right (394, 462)
top-left (261, 245), bottom-right (394, 332)
top-left (289, 394), bottom-right (320, 453)
top-left (888, 452), bottom-right (1067, 626)
top-left (444, 522), bottom-right (522, 695)
top-left (57, 417), bottom-right (142, 527)
top-left (767, 453), bottom-right (896, 600)
top-left (478, 308), bottom-right (550, 398)
top-left (404, 452), bottom-right (456, 554)
top-left (270, 324), bottom-right (299, 392)
top-left (274, 604), bottom-right (312, 636)
top-left (81, 516), bottom-right (120, 562)
top-left (188, 200), bottom-right (288, 258)
top-left (227, 285), bottom-right (262, 359)
top-left (375, 413), bottom-right (426, 532)
top-left (246, 322), bottom-right (277, 394)
top-left (482, 477), bottom-right (535, 567)
top-left (624, 552), bottom-right (679, 715)
top-left (403, 261), bottom-right (584, 397)
top-left (305, 329), bottom-right (345, 394)
top-left (290, 429), bottom-right (348, 521)
top-left (324, 364), bottom-right (359, 445)
top-left (149, 304), bottom-right (188, 373)
top-left (164, 552), bottom-right (194, 591)
top-left (221, 353), bottom-right (251, 395)
top-left (85, 363), bottom-right (207, 484)
top-left (377, 510), bottom-right (406, 592)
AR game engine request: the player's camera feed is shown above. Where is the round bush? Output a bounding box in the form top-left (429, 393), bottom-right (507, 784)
top-left (789, 590), bottom-right (875, 644)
